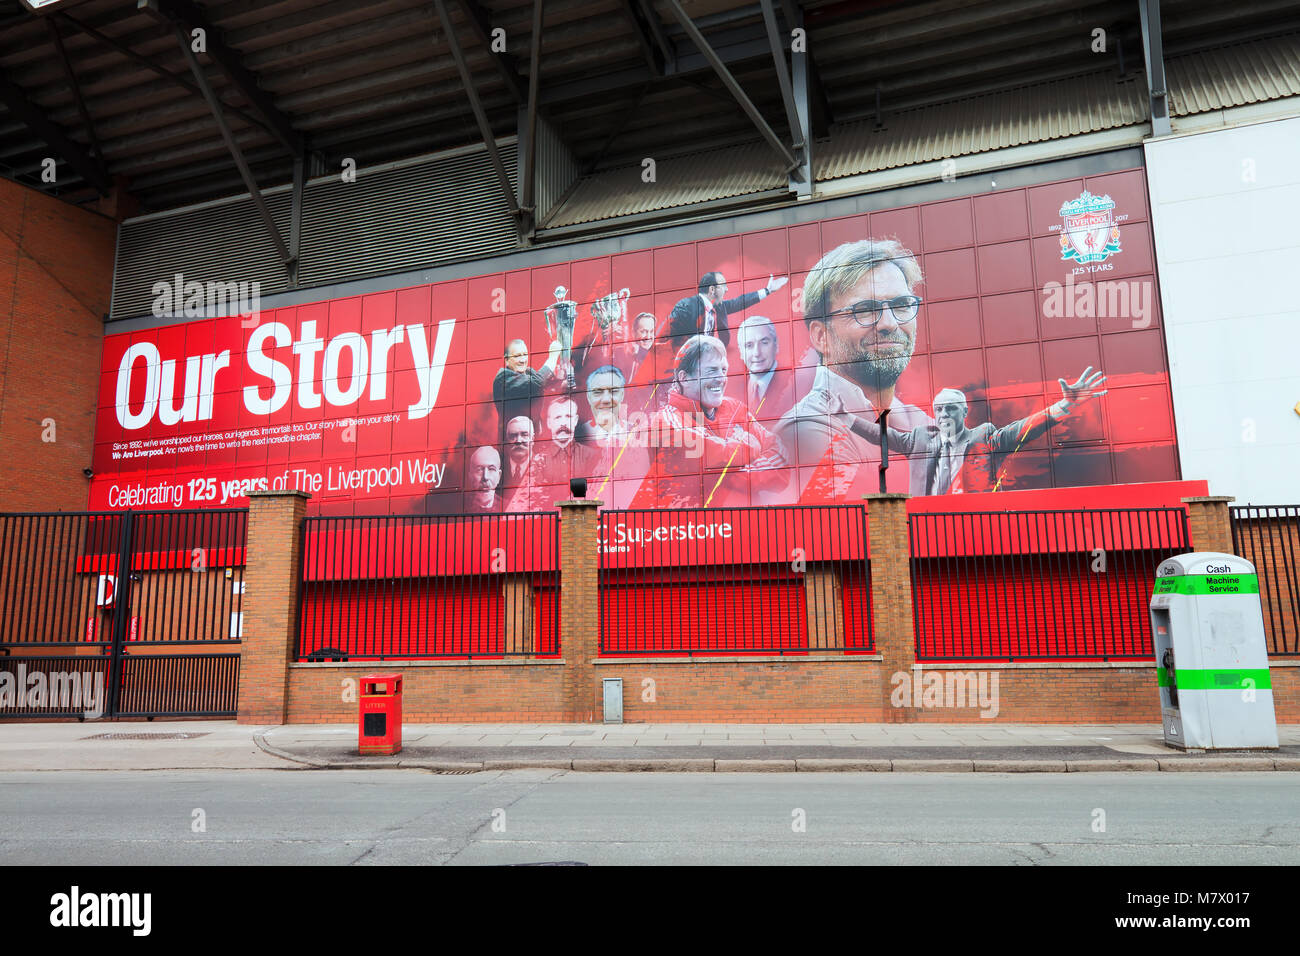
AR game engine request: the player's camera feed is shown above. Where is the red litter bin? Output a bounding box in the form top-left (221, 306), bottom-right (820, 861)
top-left (359, 673), bottom-right (403, 756)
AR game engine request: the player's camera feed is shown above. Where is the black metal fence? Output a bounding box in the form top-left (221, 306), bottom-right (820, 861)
top-left (296, 512), bottom-right (560, 660)
top-left (598, 505), bottom-right (873, 655)
top-left (910, 507), bottom-right (1190, 660)
top-left (115, 653), bottom-right (242, 718)
top-left (1230, 505), bottom-right (1299, 656)
top-left (0, 655), bottom-right (110, 718)
top-left (0, 509), bottom-right (246, 719)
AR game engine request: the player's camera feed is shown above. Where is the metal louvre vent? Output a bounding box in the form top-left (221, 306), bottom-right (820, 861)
top-left (110, 144), bottom-right (521, 321)
top-left (297, 144), bottom-right (520, 288)
top-left (111, 193), bottom-right (293, 321)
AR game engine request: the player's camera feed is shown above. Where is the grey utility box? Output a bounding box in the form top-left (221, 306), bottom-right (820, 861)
top-left (602, 678), bottom-right (623, 724)
top-left (1149, 552), bottom-right (1277, 750)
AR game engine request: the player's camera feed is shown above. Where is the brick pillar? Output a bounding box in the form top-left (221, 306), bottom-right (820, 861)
top-left (804, 565), bottom-right (844, 650)
top-left (1182, 495), bottom-right (1236, 555)
top-left (865, 493), bottom-right (915, 722)
top-left (237, 490), bottom-right (310, 725)
top-left (558, 499), bottom-right (601, 722)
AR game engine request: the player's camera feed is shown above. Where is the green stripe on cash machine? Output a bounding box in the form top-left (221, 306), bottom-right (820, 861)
top-left (1153, 573), bottom-right (1260, 596)
top-left (1155, 668), bottom-right (1271, 690)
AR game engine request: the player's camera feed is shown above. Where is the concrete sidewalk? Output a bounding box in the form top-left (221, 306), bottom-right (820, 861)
top-left (1, 721), bottom-right (1298, 772)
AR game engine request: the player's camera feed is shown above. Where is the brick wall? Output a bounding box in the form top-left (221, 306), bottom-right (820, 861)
top-left (908, 664), bottom-right (1159, 722)
top-left (280, 658), bottom-right (1300, 724)
top-left (286, 661), bottom-right (567, 723)
top-left (0, 178), bottom-right (115, 512)
top-left (1273, 666), bottom-right (1299, 722)
top-left (594, 657), bottom-right (886, 722)
top-left (241, 491), bottom-right (1300, 726)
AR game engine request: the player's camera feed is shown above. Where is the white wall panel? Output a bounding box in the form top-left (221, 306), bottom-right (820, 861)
top-left (1145, 116), bottom-right (1300, 503)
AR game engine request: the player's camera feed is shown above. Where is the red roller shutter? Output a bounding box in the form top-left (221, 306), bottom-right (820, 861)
top-left (912, 550), bottom-right (1162, 659)
top-left (601, 566), bottom-right (807, 654)
top-left (299, 576), bottom-right (504, 658)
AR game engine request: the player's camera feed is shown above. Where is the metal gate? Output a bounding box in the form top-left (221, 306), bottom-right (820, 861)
top-left (1230, 504), bottom-right (1300, 656)
top-left (0, 509), bottom-right (246, 719)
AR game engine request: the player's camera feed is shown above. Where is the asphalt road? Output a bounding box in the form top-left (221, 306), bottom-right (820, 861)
top-left (2, 770), bottom-right (1297, 865)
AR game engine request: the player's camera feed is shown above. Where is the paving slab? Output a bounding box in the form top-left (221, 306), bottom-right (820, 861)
top-left (3, 721), bottom-right (1298, 773)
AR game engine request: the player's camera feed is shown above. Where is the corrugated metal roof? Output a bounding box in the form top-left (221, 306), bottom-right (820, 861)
top-left (543, 140), bottom-right (787, 228)
top-left (816, 72), bottom-right (1149, 182)
top-left (1167, 33), bottom-right (1300, 114)
top-left (547, 32), bottom-right (1300, 222)
top-left (816, 34), bottom-right (1300, 183)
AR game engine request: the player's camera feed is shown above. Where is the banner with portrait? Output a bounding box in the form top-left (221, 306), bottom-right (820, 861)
top-left (90, 167), bottom-right (1177, 516)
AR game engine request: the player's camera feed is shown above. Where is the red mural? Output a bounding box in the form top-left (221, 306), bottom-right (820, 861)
top-left (90, 167), bottom-right (1178, 516)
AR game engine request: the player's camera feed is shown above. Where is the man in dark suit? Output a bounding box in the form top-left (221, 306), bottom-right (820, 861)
top-left (828, 371), bottom-right (1108, 495)
top-left (660, 271), bottom-right (788, 350)
top-left (731, 315), bottom-right (797, 421)
top-left (492, 337), bottom-right (561, 440)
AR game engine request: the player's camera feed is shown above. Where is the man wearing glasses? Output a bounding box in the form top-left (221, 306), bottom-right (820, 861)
top-left (776, 238), bottom-right (932, 499)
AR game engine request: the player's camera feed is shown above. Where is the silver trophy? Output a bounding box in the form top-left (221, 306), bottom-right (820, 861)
top-left (591, 287), bottom-right (631, 336)
top-left (545, 285), bottom-right (578, 389)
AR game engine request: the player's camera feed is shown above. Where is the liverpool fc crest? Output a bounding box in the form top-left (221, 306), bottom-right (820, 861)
top-left (1058, 191), bottom-right (1122, 264)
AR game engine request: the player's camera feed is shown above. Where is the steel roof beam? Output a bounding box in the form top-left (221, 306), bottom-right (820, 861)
top-left (662, 0), bottom-right (798, 173)
top-left (620, 0), bottom-right (672, 75)
top-left (433, 0), bottom-right (522, 226)
top-left (137, 0), bottom-right (303, 156)
top-left (528, 16), bottom-right (774, 103)
top-left (618, 1), bottom-right (662, 76)
top-left (758, 0), bottom-right (804, 178)
top-left (456, 0), bottom-right (528, 104)
top-left (45, 16), bottom-right (104, 168)
top-left (164, 17), bottom-right (293, 271)
top-left (519, 0), bottom-right (545, 237)
top-left (0, 69), bottom-right (111, 195)
top-left (55, 11), bottom-right (309, 143)
top-left (1138, 0), bottom-right (1171, 136)
top-left (779, 0), bottom-right (830, 138)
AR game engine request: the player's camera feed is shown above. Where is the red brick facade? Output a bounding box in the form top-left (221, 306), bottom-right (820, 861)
top-left (0, 178), bottom-right (116, 512)
top-left (286, 661), bottom-right (568, 723)
top-left (240, 491), bottom-right (1300, 725)
top-left (237, 490), bottom-right (310, 724)
top-left (1182, 495), bottom-right (1236, 556)
top-left (559, 500), bottom-right (601, 721)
